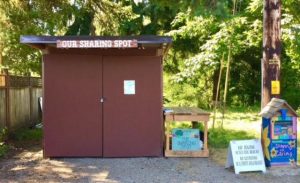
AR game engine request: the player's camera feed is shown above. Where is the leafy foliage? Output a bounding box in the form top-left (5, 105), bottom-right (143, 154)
top-left (0, 0), bottom-right (299, 109)
top-left (0, 0), bottom-right (135, 74)
top-left (164, 0), bottom-right (300, 109)
top-left (0, 0), bottom-right (72, 74)
top-left (10, 128), bottom-right (42, 141)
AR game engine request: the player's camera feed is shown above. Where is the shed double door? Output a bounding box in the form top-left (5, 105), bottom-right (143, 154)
top-left (44, 54), bottom-right (162, 157)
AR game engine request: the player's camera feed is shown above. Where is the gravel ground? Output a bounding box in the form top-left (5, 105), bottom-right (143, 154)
top-left (0, 148), bottom-right (300, 183)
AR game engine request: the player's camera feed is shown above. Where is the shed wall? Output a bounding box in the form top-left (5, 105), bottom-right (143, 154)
top-left (43, 48), bottom-right (163, 157)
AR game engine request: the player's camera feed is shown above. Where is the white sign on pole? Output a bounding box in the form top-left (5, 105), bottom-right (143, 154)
top-left (124, 80), bottom-right (135, 95)
top-left (225, 139), bottom-right (266, 174)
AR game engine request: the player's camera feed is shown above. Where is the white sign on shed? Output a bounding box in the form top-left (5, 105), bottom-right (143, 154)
top-left (225, 139), bottom-right (266, 174)
top-left (124, 80), bottom-right (136, 95)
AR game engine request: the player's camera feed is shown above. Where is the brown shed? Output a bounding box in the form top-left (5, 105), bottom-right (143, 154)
top-left (21, 35), bottom-right (172, 158)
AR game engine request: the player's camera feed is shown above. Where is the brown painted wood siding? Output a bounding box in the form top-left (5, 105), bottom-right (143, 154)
top-left (43, 54), bottom-right (103, 157)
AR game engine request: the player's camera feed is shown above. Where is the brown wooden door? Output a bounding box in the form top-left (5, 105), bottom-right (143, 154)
top-left (44, 54), bottom-right (103, 157)
top-left (103, 56), bottom-right (163, 157)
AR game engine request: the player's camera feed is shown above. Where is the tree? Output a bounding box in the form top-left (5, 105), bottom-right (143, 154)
top-left (0, 0), bottom-right (70, 74)
top-left (0, 0), bottom-right (136, 74)
top-left (164, 0), bottom-right (300, 110)
top-left (0, 0), bottom-right (299, 109)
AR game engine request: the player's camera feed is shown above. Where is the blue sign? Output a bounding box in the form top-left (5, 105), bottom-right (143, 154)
top-left (269, 139), bottom-right (297, 166)
top-left (172, 129), bottom-right (202, 151)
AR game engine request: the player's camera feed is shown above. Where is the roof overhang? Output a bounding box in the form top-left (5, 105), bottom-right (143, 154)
top-left (259, 98), bottom-right (298, 118)
top-left (20, 35), bottom-right (172, 56)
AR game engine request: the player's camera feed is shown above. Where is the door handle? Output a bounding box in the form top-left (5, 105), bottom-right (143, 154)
top-left (100, 97), bottom-right (106, 103)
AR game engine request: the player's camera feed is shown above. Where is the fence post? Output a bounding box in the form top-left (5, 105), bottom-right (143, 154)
top-left (28, 72), bottom-right (33, 125)
top-left (4, 69), bottom-right (10, 131)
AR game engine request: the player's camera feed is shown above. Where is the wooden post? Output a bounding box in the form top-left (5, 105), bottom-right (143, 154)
top-left (166, 126), bottom-right (170, 152)
top-left (221, 48), bottom-right (232, 128)
top-left (28, 72), bottom-right (33, 124)
top-left (262, 0), bottom-right (281, 108)
top-left (204, 121), bottom-right (208, 151)
top-left (4, 69), bottom-right (10, 130)
top-left (212, 54), bottom-right (224, 129)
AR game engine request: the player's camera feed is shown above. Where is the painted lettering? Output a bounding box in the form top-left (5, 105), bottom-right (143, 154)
top-left (57, 39), bottom-right (137, 48)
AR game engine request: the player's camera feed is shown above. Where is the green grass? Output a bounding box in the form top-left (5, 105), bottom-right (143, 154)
top-left (208, 128), bottom-right (256, 148)
top-left (209, 105), bottom-right (261, 137)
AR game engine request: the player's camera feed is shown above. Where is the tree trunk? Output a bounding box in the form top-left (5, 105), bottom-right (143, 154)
top-left (261, 0), bottom-right (281, 108)
top-left (212, 54), bottom-right (224, 129)
top-left (221, 49), bottom-right (231, 129)
top-left (212, 66), bottom-right (220, 102)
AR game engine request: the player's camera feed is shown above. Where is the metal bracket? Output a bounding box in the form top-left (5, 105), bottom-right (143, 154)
top-left (100, 98), bottom-right (104, 103)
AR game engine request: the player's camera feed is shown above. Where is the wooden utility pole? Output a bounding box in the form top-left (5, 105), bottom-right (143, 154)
top-left (261, 0), bottom-right (282, 108)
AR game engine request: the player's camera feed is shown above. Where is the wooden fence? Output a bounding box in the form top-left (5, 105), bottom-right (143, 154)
top-left (0, 70), bottom-right (42, 131)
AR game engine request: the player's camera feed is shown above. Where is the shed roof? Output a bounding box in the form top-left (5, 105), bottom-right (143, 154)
top-left (20, 35), bottom-right (172, 55)
top-left (259, 98), bottom-right (298, 119)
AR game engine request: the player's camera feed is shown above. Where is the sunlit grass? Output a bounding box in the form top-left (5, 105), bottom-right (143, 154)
top-left (209, 106), bottom-right (261, 137)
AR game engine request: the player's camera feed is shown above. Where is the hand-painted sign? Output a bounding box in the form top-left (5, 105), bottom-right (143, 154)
top-left (226, 139), bottom-right (266, 174)
top-left (269, 139), bottom-right (297, 166)
top-left (57, 39), bottom-right (138, 48)
top-left (172, 129), bottom-right (202, 151)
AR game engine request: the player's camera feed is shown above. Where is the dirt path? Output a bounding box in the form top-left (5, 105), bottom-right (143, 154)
top-left (0, 146), bottom-right (299, 183)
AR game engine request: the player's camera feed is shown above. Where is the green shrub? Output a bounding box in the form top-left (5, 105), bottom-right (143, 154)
top-left (296, 107), bottom-right (300, 116)
top-left (0, 127), bottom-right (8, 158)
top-left (10, 128), bottom-right (43, 141)
top-left (0, 144), bottom-right (9, 158)
top-left (0, 128), bottom-right (7, 142)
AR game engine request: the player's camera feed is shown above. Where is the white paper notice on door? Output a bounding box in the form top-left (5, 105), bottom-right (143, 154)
top-left (124, 80), bottom-right (135, 95)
